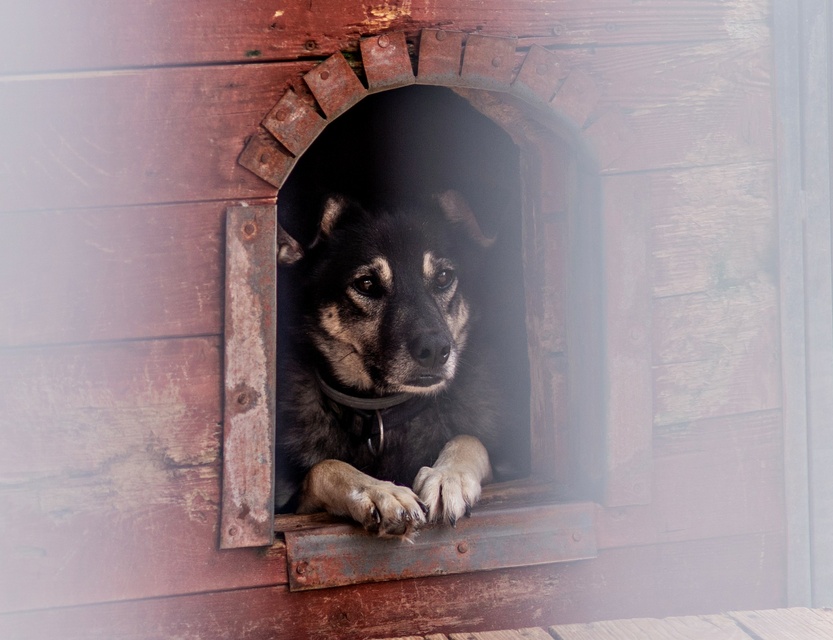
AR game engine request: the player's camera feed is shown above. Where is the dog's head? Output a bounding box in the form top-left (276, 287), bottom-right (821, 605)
top-left (282, 191), bottom-right (493, 396)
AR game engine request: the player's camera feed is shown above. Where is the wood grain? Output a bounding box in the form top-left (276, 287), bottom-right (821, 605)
top-left (0, 533), bottom-right (784, 638)
top-left (0, 0), bottom-right (770, 75)
top-left (0, 201), bottom-right (244, 348)
top-left (0, 63), bottom-right (308, 212)
top-left (730, 608), bottom-right (833, 639)
top-left (551, 614), bottom-right (750, 639)
top-left (0, 338), bottom-right (288, 613)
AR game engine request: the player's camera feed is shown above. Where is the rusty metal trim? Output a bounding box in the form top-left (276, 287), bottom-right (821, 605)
top-left (303, 52), bottom-right (368, 119)
top-left (262, 89), bottom-right (326, 158)
top-left (584, 108), bottom-right (638, 170)
top-left (416, 29), bottom-right (466, 86)
top-left (512, 45), bottom-right (569, 105)
top-left (238, 130), bottom-right (296, 189)
top-left (459, 33), bottom-right (518, 91)
top-left (285, 502), bottom-right (597, 591)
top-left (221, 205), bottom-right (277, 549)
top-left (360, 32), bottom-right (415, 93)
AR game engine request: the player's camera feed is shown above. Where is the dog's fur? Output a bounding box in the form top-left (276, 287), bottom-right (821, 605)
top-left (275, 192), bottom-right (502, 536)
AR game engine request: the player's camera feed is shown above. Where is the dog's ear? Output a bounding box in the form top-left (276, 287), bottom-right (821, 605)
top-left (309, 195), bottom-right (350, 248)
top-left (278, 223), bottom-right (304, 266)
top-left (436, 190), bottom-right (496, 249)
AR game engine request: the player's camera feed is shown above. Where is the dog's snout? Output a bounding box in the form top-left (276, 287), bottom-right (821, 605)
top-left (409, 333), bottom-right (451, 370)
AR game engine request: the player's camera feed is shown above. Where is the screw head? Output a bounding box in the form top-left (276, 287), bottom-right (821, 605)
top-left (491, 56), bottom-right (503, 68)
top-left (319, 70), bottom-right (330, 81)
top-left (241, 222), bottom-right (257, 239)
top-left (378, 34), bottom-right (390, 48)
top-left (436, 30), bottom-right (447, 41)
top-left (457, 541), bottom-right (469, 554)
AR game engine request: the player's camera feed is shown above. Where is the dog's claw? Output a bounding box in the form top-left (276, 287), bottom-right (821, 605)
top-left (464, 502), bottom-right (472, 518)
top-left (449, 514), bottom-right (457, 528)
top-left (370, 506), bottom-right (381, 525)
top-left (417, 500), bottom-right (429, 516)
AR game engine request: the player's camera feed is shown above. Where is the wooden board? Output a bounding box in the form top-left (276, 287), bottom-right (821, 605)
top-left (0, 201), bottom-right (249, 348)
top-left (551, 614), bottom-right (750, 639)
top-left (730, 608), bottom-right (833, 639)
top-left (0, 533), bottom-right (784, 638)
top-left (0, 0), bottom-right (770, 75)
top-left (0, 338), bottom-right (288, 613)
top-left (0, 63), bottom-right (310, 212)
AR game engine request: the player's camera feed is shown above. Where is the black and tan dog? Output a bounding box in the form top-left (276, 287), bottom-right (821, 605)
top-left (275, 191), bottom-right (502, 537)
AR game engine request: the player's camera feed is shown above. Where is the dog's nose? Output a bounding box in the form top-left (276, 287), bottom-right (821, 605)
top-left (409, 333), bottom-right (451, 370)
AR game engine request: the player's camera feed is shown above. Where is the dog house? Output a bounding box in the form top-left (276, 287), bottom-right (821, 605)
top-left (1, 1), bottom-right (832, 638)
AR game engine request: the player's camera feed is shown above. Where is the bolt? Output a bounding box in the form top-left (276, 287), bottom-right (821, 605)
top-left (491, 56), bottom-right (502, 68)
top-left (378, 34), bottom-right (390, 48)
top-left (320, 70), bottom-right (330, 81)
top-left (457, 541), bottom-right (469, 554)
top-left (274, 108), bottom-right (289, 122)
top-left (241, 222), bottom-right (257, 239)
top-left (552, 24), bottom-right (565, 37)
top-left (236, 391), bottom-right (250, 405)
top-left (228, 525), bottom-right (239, 537)
top-left (436, 30), bottom-right (447, 42)
top-left (295, 561), bottom-right (309, 575)
top-left (572, 531), bottom-right (583, 542)
top-left (304, 40), bottom-right (316, 51)
top-left (536, 63), bottom-right (549, 76)
top-left (259, 154), bottom-right (269, 165)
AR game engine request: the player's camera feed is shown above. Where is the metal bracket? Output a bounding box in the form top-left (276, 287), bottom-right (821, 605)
top-left (460, 33), bottom-right (518, 91)
top-left (262, 88), bottom-right (326, 158)
top-left (303, 52), bottom-right (367, 119)
top-left (238, 130), bottom-right (296, 189)
top-left (416, 29), bottom-right (466, 86)
top-left (361, 32), bottom-right (415, 92)
top-left (220, 205), bottom-right (277, 549)
top-left (512, 44), bottom-right (570, 105)
top-left (285, 502), bottom-right (597, 591)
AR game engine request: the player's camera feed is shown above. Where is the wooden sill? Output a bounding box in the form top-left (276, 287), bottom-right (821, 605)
top-left (275, 479), bottom-right (597, 591)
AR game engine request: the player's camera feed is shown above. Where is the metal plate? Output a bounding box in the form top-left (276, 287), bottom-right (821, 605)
top-left (285, 502), bottom-right (597, 591)
top-left (221, 205), bottom-right (278, 549)
top-left (460, 33), bottom-right (518, 91)
top-left (550, 69), bottom-right (602, 129)
top-left (512, 45), bottom-right (569, 105)
top-left (238, 130), bottom-right (296, 188)
top-left (360, 32), bottom-right (415, 92)
top-left (262, 88), bottom-right (326, 158)
top-left (416, 29), bottom-right (465, 86)
top-left (303, 52), bottom-right (367, 119)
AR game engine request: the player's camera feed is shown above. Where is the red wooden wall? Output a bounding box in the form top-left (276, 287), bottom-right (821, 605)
top-left (0, 1), bottom-right (785, 638)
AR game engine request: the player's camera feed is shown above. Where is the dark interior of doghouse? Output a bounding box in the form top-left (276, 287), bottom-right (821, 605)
top-left (276, 84), bottom-right (601, 504)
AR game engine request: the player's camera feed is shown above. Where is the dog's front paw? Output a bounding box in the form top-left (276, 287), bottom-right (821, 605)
top-left (347, 480), bottom-right (429, 537)
top-left (412, 464), bottom-right (482, 526)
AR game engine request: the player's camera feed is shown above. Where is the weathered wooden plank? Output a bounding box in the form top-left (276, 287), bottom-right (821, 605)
top-left (0, 338), bottom-right (288, 614)
top-left (0, 63), bottom-right (311, 212)
top-left (450, 629), bottom-right (553, 640)
top-left (730, 608), bottom-right (833, 639)
top-left (0, 201), bottom-right (249, 349)
top-left (771, 0), bottom-right (812, 607)
top-left (551, 614), bottom-right (750, 639)
top-left (597, 410), bottom-right (783, 551)
top-left (649, 162), bottom-right (776, 299)
top-left (0, 0), bottom-right (770, 75)
top-left (653, 281), bottom-right (779, 366)
top-left (796, 0), bottom-right (833, 608)
top-left (0, 533), bottom-right (785, 639)
top-left (599, 175), bottom-right (653, 506)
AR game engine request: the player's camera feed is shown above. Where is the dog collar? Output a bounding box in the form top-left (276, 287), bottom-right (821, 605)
top-left (315, 371), bottom-right (430, 456)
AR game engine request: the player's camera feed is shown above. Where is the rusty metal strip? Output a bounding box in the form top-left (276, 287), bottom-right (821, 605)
top-left (550, 69), bottom-right (602, 129)
top-left (261, 89), bottom-right (326, 158)
top-left (285, 502), bottom-right (596, 591)
top-left (221, 205), bottom-right (277, 549)
top-left (303, 52), bottom-right (367, 119)
top-left (238, 130), bottom-right (295, 189)
top-left (416, 29), bottom-right (466, 86)
top-left (512, 45), bottom-right (569, 105)
top-left (459, 33), bottom-right (518, 91)
top-left (360, 32), bottom-right (415, 93)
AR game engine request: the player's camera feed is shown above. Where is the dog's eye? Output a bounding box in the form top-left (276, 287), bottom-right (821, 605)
top-left (352, 275), bottom-right (383, 298)
top-left (433, 269), bottom-right (456, 291)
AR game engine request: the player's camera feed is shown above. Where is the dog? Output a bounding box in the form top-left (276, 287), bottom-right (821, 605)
top-left (274, 191), bottom-right (502, 537)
